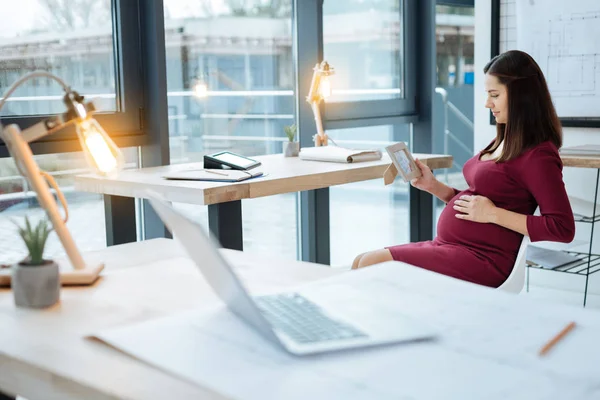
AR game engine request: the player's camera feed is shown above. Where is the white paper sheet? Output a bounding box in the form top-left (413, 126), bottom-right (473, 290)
top-left (94, 263), bottom-right (600, 399)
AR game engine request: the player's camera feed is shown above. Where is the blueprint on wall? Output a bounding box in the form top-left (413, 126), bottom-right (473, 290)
top-left (500, 0), bottom-right (600, 119)
top-left (499, 0), bottom-right (517, 53)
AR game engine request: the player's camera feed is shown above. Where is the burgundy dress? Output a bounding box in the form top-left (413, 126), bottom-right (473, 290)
top-left (386, 141), bottom-right (576, 287)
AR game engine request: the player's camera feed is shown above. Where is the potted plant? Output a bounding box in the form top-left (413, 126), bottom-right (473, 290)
top-left (11, 217), bottom-right (60, 308)
top-left (283, 124), bottom-right (299, 157)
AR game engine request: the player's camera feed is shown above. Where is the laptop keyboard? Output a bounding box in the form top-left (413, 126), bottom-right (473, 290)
top-left (255, 293), bottom-right (368, 344)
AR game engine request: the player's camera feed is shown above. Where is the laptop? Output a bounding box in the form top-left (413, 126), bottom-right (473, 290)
top-left (147, 192), bottom-right (436, 355)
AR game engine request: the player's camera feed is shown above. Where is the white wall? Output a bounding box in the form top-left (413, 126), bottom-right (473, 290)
top-left (474, 0), bottom-right (600, 295)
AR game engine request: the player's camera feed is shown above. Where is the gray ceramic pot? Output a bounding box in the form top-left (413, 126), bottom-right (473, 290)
top-left (283, 141), bottom-right (299, 157)
top-left (12, 260), bottom-right (60, 308)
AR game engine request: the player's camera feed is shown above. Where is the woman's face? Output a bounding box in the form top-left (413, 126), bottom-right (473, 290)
top-left (484, 74), bottom-right (508, 124)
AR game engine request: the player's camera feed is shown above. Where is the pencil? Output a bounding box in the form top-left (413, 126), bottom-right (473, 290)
top-left (538, 321), bottom-right (576, 356)
top-left (204, 169), bottom-right (228, 176)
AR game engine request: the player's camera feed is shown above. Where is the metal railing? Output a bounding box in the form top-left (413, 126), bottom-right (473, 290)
top-left (0, 163), bottom-right (137, 207)
top-left (435, 87), bottom-right (474, 184)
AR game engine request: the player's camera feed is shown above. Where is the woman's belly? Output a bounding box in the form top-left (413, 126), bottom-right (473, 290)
top-left (436, 190), bottom-right (522, 265)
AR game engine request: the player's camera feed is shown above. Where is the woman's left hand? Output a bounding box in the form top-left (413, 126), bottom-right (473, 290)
top-left (453, 195), bottom-right (497, 223)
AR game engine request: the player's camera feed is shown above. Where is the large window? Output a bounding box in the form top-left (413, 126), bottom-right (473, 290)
top-left (0, 1), bottom-right (145, 154)
top-left (323, 0), bottom-right (404, 102)
top-left (164, 0), bottom-right (297, 259)
top-left (321, 0), bottom-right (415, 123)
top-left (327, 125), bottom-right (409, 266)
top-left (164, 0), bottom-right (294, 163)
top-left (433, 3), bottom-right (474, 185)
top-left (0, 0), bottom-right (117, 116)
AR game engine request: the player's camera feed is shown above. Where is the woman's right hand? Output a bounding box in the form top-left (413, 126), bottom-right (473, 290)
top-left (410, 158), bottom-right (437, 193)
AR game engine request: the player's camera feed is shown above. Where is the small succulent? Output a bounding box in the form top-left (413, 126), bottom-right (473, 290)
top-left (284, 124), bottom-right (297, 142)
top-left (14, 217), bottom-right (53, 266)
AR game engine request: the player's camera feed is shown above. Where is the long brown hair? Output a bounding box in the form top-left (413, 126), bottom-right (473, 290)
top-left (482, 50), bottom-right (562, 162)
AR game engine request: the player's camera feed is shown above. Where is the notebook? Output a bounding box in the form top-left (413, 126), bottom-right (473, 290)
top-left (163, 169), bottom-right (263, 182)
top-left (299, 146), bottom-right (382, 163)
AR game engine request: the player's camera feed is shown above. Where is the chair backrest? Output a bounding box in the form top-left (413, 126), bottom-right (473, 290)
top-left (497, 235), bottom-right (530, 293)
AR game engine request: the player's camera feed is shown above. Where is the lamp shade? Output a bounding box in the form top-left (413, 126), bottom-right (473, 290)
top-left (75, 118), bottom-right (124, 176)
top-left (193, 76), bottom-right (209, 98)
top-left (319, 76), bottom-right (332, 99)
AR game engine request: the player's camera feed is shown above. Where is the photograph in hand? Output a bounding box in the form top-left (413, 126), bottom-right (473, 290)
top-left (394, 149), bottom-right (413, 174)
top-left (385, 142), bottom-right (421, 183)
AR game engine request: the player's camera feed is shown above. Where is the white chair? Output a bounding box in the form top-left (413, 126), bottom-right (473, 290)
top-left (497, 235), bottom-right (530, 293)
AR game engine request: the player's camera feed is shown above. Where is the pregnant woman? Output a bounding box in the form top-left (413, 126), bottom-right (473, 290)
top-left (352, 50), bottom-right (575, 288)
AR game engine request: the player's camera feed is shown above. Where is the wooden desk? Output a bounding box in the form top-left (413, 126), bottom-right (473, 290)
top-left (0, 239), bottom-right (342, 400)
top-left (561, 154), bottom-right (600, 169)
top-left (75, 153), bottom-right (453, 263)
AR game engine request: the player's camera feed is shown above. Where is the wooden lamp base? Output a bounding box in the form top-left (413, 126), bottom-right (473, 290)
top-left (0, 263), bottom-right (104, 287)
top-left (314, 134), bottom-right (329, 147)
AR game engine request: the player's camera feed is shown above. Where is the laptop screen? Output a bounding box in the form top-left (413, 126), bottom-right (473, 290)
top-left (147, 193), bottom-right (280, 344)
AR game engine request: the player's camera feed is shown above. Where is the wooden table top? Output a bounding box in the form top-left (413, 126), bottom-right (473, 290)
top-left (74, 153), bottom-right (453, 206)
top-left (561, 154), bottom-right (600, 169)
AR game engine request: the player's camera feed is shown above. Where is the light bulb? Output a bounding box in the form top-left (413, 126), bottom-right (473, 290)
top-left (193, 80), bottom-right (208, 98)
top-left (319, 76), bottom-right (332, 99)
top-left (76, 118), bottom-right (124, 176)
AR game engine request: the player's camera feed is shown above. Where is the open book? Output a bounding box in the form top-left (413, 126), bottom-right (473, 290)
top-left (163, 169), bottom-right (263, 182)
top-left (299, 146), bottom-right (382, 163)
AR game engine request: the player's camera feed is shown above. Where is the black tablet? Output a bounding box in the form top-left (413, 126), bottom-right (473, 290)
top-left (203, 151), bottom-right (262, 171)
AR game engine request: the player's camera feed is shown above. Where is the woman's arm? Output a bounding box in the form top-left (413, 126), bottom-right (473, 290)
top-left (428, 179), bottom-right (459, 204)
top-left (488, 207), bottom-right (528, 236)
top-left (411, 159), bottom-right (460, 203)
top-left (518, 146), bottom-right (575, 243)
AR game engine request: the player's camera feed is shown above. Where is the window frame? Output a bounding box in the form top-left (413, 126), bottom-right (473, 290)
top-left (0, 0), bottom-right (146, 158)
top-left (322, 0), bottom-right (418, 125)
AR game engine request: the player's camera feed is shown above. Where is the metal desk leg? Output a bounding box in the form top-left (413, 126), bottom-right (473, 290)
top-left (208, 200), bottom-right (243, 251)
top-left (299, 188), bottom-right (330, 265)
top-left (583, 169), bottom-right (599, 307)
top-left (104, 195), bottom-right (137, 246)
top-left (409, 185), bottom-right (434, 242)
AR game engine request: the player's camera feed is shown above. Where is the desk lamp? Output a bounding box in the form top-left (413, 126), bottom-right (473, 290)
top-left (0, 71), bottom-right (124, 285)
top-left (192, 74), bottom-right (209, 98)
top-left (306, 61), bottom-right (334, 146)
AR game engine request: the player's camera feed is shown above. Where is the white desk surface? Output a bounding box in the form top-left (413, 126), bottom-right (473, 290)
top-left (74, 153), bottom-right (453, 206)
top-left (2, 239), bottom-right (600, 399)
top-left (0, 239), bottom-right (342, 400)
